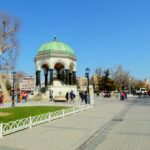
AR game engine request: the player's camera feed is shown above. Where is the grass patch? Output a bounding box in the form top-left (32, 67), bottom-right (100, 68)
top-left (0, 106), bottom-right (67, 123)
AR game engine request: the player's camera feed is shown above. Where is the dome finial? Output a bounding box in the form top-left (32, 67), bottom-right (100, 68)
top-left (53, 36), bottom-right (57, 41)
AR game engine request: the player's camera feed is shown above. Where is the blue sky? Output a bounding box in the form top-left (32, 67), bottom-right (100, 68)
top-left (1, 0), bottom-right (150, 80)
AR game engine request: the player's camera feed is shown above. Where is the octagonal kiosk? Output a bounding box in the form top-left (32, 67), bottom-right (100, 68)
top-left (34, 37), bottom-right (77, 101)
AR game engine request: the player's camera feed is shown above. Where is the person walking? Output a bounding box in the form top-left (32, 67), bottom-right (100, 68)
top-left (22, 92), bottom-right (25, 103)
top-left (19, 92), bottom-right (23, 103)
top-left (120, 92), bottom-right (125, 100)
top-left (0, 91), bottom-right (4, 107)
top-left (84, 91), bottom-right (88, 104)
top-left (49, 90), bottom-right (54, 101)
top-left (70, 90), bottom-right (75, 102)
top-left (65, 92), bottom-right (69, 103)
top-left (24, 92), bottom-right (28, 102)
top-left (79, 91), bottom-right (84, 103)
top-left (125, 92), bottom-right (127, 100)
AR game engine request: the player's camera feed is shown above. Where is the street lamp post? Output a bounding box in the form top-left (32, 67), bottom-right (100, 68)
top-left (129, 77), bottom-right (131, 94)
top-left (12, 71), bottom-right (16, 107)
top-left (85, 68), bottom-right (90, 94)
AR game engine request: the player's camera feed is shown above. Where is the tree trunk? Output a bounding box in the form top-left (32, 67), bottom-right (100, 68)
top-left (0, 74), bottom-right (10, 101)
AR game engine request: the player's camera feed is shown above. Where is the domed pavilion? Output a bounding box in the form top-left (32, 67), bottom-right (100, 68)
top-left (34, 37), bottom-right (77, 100)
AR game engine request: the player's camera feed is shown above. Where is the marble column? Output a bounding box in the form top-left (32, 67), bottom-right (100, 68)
top-left (72, 71), bottom-right (76, 85)
top-left (57, 70), bottom-right (61, 80)
top-left (44, 73), bottom-right (48, 87)
top-left (49, 69), bottom-right (53, 85)
top-left (36, 70), bottom-right (41, 86)
top-left (65, 69), bottom-right (69, 85)
top-left (69, 72), bottom-right (72, 85)
top-left (61, 70), bottom-right (65, 83)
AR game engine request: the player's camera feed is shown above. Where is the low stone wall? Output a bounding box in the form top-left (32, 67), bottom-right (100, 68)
top-left (54, 96), bottom-right (66, 102)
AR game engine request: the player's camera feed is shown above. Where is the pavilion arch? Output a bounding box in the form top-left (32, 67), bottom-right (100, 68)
top-left (53, 63), bottom-right (65, 83)
top-left (39, 61), bottom-right (50, 70)
top-left (52, 60), bottom-right (68, 69)
top-left (38, 63), bottom-right (50, 90)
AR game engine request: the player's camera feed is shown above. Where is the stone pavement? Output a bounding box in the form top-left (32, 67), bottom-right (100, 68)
top-left (80, 97), bottom-right (150, 150)
top-left (0, 97), bottom-right (149, 150)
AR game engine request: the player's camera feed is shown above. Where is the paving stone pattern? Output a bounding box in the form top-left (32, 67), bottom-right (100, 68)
top-left (0, 97), bottom-right (150, 150)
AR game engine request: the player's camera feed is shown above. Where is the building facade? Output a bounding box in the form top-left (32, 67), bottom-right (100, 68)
top-left (76, 77), bottom-right (87, 91)
top-left (91, 74), bottom-right (100, 93)
top-left (19, 76), bottom-right (35, 92)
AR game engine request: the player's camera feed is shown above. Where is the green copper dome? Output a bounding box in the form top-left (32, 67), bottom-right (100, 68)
top-left (38, 38), bottom-right (75, 58)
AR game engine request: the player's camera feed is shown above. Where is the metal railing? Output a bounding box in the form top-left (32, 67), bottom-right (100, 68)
top-left (0, 104), bottom-right (94, 138)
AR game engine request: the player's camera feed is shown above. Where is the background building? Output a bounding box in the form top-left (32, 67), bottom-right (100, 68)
top-left (19, 76), bottom-right (35, 93)
top-left (76, 77), bottom-right (88, 91)
top-left (91, 74), bottom-right (100, 93)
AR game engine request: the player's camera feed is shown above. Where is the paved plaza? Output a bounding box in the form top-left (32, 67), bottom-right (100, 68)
top-left (0, 97), bottom-right (150, 150)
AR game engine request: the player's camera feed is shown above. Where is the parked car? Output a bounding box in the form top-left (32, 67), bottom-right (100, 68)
top-left (102, 91), bottom-right (111, 97)
top-left (136, 88), bottom-right (147, 95)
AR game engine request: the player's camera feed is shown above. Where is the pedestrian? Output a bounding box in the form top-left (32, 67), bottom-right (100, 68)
top-left (125, 92), bottom-right (127, 100)
top-left (139, 92), bottom-right (142, 98)
top-left (22, 92), bottom-right (26, 103)
top-left (70, 90), bottom-right (75, 102)
top-left (24, 92), bottom-right (28, 102)
top-left (65, 92), bottom-right (69, 103)
top-left (79, 91), bottom-right (84, 103)
top-left (49, 90), bottom-right (54, 101)
top-left (84, 91), bottom-right (88, 104)
top-left (17, 92), bottom-right (20, 103)
top-left (120, 92), bottom-right (125, 100)
top-left (0, 91), bottom-right (4, 107)
top-left (19, 92), bottom-right (22, 102)
top-left (87, 93), bottom-right (90, 104)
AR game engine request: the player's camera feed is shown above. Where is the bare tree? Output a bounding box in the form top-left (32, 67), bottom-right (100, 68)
top-left (92, 67), bottom-right (102, 93)
top-left (94, 67), bottom-right (102, 76)
top-left (111, 65), bottom-right (130, 91)
top-left (0, 12), bottom-right (19, 101)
